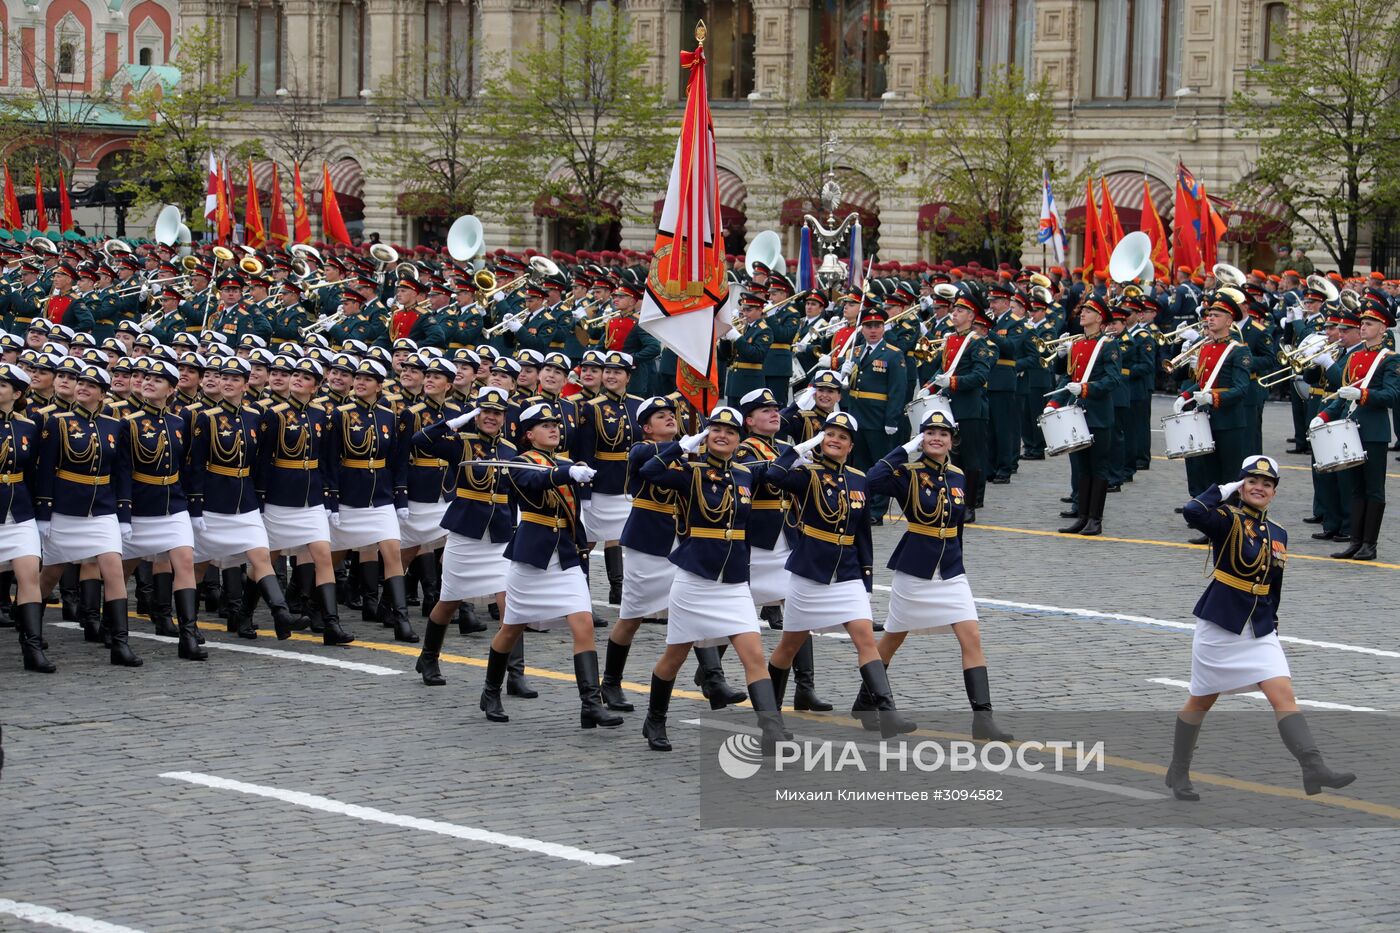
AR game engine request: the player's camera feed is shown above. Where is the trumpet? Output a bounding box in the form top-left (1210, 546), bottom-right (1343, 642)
top-left (1257, 339), bottom-right (1341, 388)
top-left (113, 274), bottom-right (187, 298)
top-left (301, 310), bottom-right (346, 337)
top-left (483, 310), bottom-right (532, 338)
top-left (910, 336), bottom-right (946, 363)
top-left (1168, 334), bottom-right (1211, 369)
top-left (1030, 333), bottom-right (1077, 356)
top-left (138, 301), bottom-right (191, 331)
top-left (1154, 318), bottom-right (1202, 346)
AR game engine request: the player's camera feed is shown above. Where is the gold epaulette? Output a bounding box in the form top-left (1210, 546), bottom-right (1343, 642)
top-left (408, 401), bottom-right (428, 414)
top-left (270, 402), bottom-right (290, 413)
top-left (337, 402), bottom-right (358, 412)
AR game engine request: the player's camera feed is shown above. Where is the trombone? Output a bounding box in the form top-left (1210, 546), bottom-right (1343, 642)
top-left (1258, 339), bottom-right (1341, 388)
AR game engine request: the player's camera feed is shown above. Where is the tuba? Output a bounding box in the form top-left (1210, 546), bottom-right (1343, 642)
top-left (1306, 273), bottom-right (1340, 304)
top-left (153, 204), bottom-right (182, 246)
top-left (1212, 262), bottom-right (1246, 288)
top-left (745, 230), bottom-right (783, 277)
top-left (447, 215), bottom-right (485, 263)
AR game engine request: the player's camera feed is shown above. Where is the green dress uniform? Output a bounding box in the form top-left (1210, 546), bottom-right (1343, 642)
top-left (408, 310), bottom-right (448, 349)
top-left (761, 303), bottom-right (800, 405)
top-left (985, 309), bottom-right (1026, 481)
top-left (269, 299), bottom-right (312, 345)
top-left (1241, 314), bottom-right (1276, 453)
top-left (329, 308), bottom-right (389, 349)
top-left (208, 301), bottom-right (272, 343)
top-left (445, 303), bottom-right (486, 349)
top-left (1125, 321), bottom-right (1159, 472)
top-left (845, 336), bottom-right (908, 523)
top-left (1106, 329), bottom-right (1133, 486)
top-left (932, 328), bottom-right (993, 509)
top-left (1176, 336), bottom-right (1251, 496)
top-left (1045, 327), bottom-right (1122, 534)
top-left (6, 281), bottom-right (45, 332)
top-left (722, 319), bottom-right (772, 404)
top-left (87, 286), bottom-right (118, 341)
top-left (885, 310), bottom-right (922, 433)
top-left (1017, 317), bottom-right (1056, 457)
top-left (511, 307), bottom-right (568, 356)
top-left (1304, 338), bottom-right (1349, 537)
top-left (486, 291), bottom-right (525, 356)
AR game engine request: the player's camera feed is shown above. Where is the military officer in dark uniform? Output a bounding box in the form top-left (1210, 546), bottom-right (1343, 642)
top-left (929, 295), bottom-right (994, 518)
top-left (1017, 290), bottom-right (1056, 459)
top-left (760, 273), bottom-right (801, 405)
top-left (328, 289), bottom-right (388, 350)
top-left (721, 291), bottom-right (772, 404)
top-left (572, 350), bottom-right (642, 605)
top-left (780, 368), bottom-right (844, 443)
top-left (446, 278), bottom-right (487, 350)
top-left (984, 280), bottom-right (1026, 483)
top-left (269, 279), bottom-right (312, 346)
top-left (842, 305), bottom-right (907, 525)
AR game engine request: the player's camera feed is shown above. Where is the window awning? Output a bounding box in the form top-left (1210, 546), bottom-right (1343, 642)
top-left (1064, 172), bottom-right (1172, 232)
top-left (533, 164), bottom-right (620, 221)
top-left (652, 167), bottom-right (747, 227)
top-left (1224, 188), bottom-right (1290, 244)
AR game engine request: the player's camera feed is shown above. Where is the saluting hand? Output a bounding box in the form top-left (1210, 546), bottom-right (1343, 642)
top-left (1219, 480), bottom-right (1244, 500)
top-left (795, 387), bottom-right (817, 411)
top-left (901, 435), bottom-right (924, 459)
top-left (679, 429), bottom-right (709, 453)
top-left (448, 408), bottom-right (479, 430)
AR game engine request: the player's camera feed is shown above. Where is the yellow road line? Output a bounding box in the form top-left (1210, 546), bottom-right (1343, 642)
top-left (196, 623), bottom-right (1397, 821)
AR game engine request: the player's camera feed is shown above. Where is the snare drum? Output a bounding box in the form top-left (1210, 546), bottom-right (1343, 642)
top-left (1161, 410), bottom-right (1215, 459)
top-left (907, 389), bottom-right (953, 434)
top-left (1309, 419), bottom-right (1366, 473)
top-left (1039, 406), bottom-right (1094, 456)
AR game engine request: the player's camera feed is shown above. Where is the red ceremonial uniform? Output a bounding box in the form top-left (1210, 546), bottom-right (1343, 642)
top-left (1190, 338), bottom-right (1234, 406)
top-left (831, 325), bottom-right (858, 355)
top-left (390, 306), bottom-right (420, 341)
top-left (1343, 347), bottom-right (1384, 405)
top-left (604, 315), bottom-right (636, 351)
top-left (47, 294), bottom-right (71, 325)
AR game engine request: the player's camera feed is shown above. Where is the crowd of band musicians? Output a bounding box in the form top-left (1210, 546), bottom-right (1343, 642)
top-left (0, 229), bottom-right (1377, 797)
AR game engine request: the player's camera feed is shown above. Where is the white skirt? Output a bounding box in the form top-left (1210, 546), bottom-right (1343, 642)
top-left (581, 493), bottom-right (629, 543)
top-left (619, 547), bottom-right (673, 619)
top-left (330, 504), bottom-right (399, 551)
top-left (1189, 616), bottom-right (1291, 696)
top-left (440, 531), bottom-right (509, 602)
top-left (262, 503), bottom-right (330, 555)
top-left (399, 500), bottom-right (449, 549)
top-left (0, 517), bottom-right (42, 567)
top-left (504, 553), bottom-right (591, 629)
top-left (885, 570), bottom-right (979, 633)
top-left (43, 512), bottom-right (122, 565)
top-left (123, 513), bottom-right (195, 561)
top-left (666, 567), bottom-right (761, 647)
top-left (194, 509), bottom-right (269, 566)
top-left (747, 535), bottom-right (791, 606)
top-left (785, 574), bottom-right (871, 633)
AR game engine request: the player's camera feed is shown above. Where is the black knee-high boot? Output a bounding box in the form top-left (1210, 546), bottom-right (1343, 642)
top-left (200, 564), bottom-right (222, 614)
top-left (575, 650), bottom-right (624, 729)
top-left (1079, 476), bottom-right (1108, 537)
top-left (767, 662), bottom-right (790, 709)
top-left (293, 562), bottom-right (321, 633)
top-left (1058, 475), bottom-right (1091, 534)
top-left (318, 582), bottom-right (354, 646)
top-left (358, 559), bottom-right (382, 624)
top-left (506, 635), bottom-right (537, 697)
top-left (106, 598), bottom-right (143, 667)
top-left (381, 574), bottom-right (418, 643)
top-left (693, 645), bottom-right (747, 709)
top-left (417, 552), bottom-right (441, 619)
top-left (480, 647), bottom-right (510, 722)
top-left (174, 588), bottom-right (207, 661)
top-left (963, 666), bottom-right (1012, 741)
top-left (1353, 500), bottom-right (1384, 561)
top-left (1331, 497), bottom-right (1368, 559)
top-left (150, 571), bottom-right (177, 637)
top-left (16, 602), bottom-right (55, 673)
top-left (747, 679), bottom-right (791, 752)
top-left (600, 639), bottom-right (634, 711)
top-left (456, 601), bottom-right (487, 634)
top-left (257, 574), bottom-right (303, 640)
top-left (1165, 716), bottom-right (1201, 801)
top-left (222, 568), bottom-right (250, 635)
top-left (643, 674), bottom-right (674, 751)
top-left (79, 578), bottom-right (104, 644)
top-left (134, 560), bottom-right (155, 616)
top-left (60, 564), bottom-right (80, 621)
top-left (404, 553), bottom-right (421, 607)
top-left (416, 619), bottom-right (448, 685)
top-left (859, 660), bottom-right (916, 738)
top-left (1278, 713), bottom-right (1356, 795)
top-left (603, 545), bottom-right (623, 605)
top-left (0, 570), bottom-right (14, 628)
top-left (792, 638), bottom-right (832, 711)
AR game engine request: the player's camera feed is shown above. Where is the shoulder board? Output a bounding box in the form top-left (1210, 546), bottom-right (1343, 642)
top-left (947, 463), bottom-right (965, 475)
top-left (845, 466), bottom-right (866, 477)
top-left (123, 409), bottom-right (145, 422)
top-left (731, 460), bottom-right (752, 473)
top-left (408, 402), bottom-right (428, 413)
top-left (498, 438), bottom-right (518, 454)
top-left (756, 321), bottom-right (768, 330)
top-left (242, 404), bottom-right (260, 414)
top-left (624, 393), bottom-right (645, 402)
top-left (586, 395), bottom-right (607, 407)
top-left (270, 402), bottom-right (291, 413)
top-left (50, 409), bottom-right (73, 419)
top-left (10, 413), bottom-right (32, 425)
top-left (337, 402), bottom-right (358, 412)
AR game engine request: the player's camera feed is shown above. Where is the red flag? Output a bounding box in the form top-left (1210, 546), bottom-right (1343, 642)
top-left (1082, 178), bottom-right (1110, 283)
top-left (222, 160), bottom-right (236, 243)
top-left (267, 163), bottom-right (289, 247)
top-left (291, 164), bottom-right (312, 245)
top-left (32, 164), bottom-right (47, 232)
top-left (57, 168), bottom-right (73, 233)
top-left (1099, 177), bottom-right (1122, 250)
top-left (320, 162), bottom-right (351, 247)
top-left (1139, 178), bottom-right (1170, 280)
top-left (636, 28), bottom-right (728, 415)
top-left (1196, 182), bottom-right (1226, 273)
top-left (1172, 162), bottom-right (1202, 274)
top-left (2, 165), bottom-right (20, 230)
top-left (244, 158), bottom-right (265, 249)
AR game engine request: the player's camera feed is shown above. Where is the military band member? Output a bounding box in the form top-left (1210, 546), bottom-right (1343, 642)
top-left (760, 273), bottom-right (801, 405)
top-left (1102, 300), bottom-right (1133, 490)
top-left (764, 412), bottom-right (914, 736)
top-left (721, 291), bottom-right (772, 404)
top-left (1311, 295), bottom-right (1399, 561)
top-left (637, 407), bottom-right (789, 752)
top-left (1167, 457), bottom-right (1354, 801)
top-left (477, 402), bottom-right (621, 729)
top-left (328, 288), bottom-right (388, 350)
top-left (446, 279), bottom-right (487, 351)
top-left (268, 279), bottom-right (312, 345)
top-left (1240, 286), bottom-right (1277, 454)
top-left (1017, 292), bottom-right (1056, 459)
top-left (930, 296), bottom-right (993, 519)
top-left (572, 350), bottom-right (641, 605)
top-left (34, 364), bottom-right (142, 667)
top-left (0, 365), bottom-right (49, 672)
top-left (843, 305), bottom-right (908, 524)
top-left (209, 272), bottom-right (271, 342)
top-left (1125, 297), bottom-right (1159, 474)
top-left (780, 369), bottom-right (844, 444)
top-left (1044, 294), bottom-right (1122, 536)
top-left (984, 281), bottom-right (1026, 484)
top-left (868, 411), bottom-right (1011, 740)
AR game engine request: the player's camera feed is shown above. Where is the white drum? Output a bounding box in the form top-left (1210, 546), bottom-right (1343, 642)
top-left (907, 389), bottom-right (953, 433)
top-left (1039, 406), bottom-right (1093, 456)
top-left (1161, 410), bottom-right (1215, 459)
top-left (1309, 419), bottom-right (1365, 473)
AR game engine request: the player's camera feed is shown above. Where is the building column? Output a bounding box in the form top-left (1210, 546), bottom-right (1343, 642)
top-left (750, 0), bottom-right (796, 100)
top-left (883, 0), bottom-right (927, 98)
top-left (622, 0), bottom-right (683, 100)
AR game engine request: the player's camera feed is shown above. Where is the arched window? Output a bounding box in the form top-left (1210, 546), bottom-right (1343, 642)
top-left (809, 0), bottom-right (889, 100)
top-left (58, 41), bottom-right (77, 77)
top-left (423, 0), bottom-right (477, 97)
top-left (1262, 2), bottom-right (1286, 62)
top-left (339, 0), bottom-right (367, 97)
top-left (946, 0), bottom-right (1035, 95)
top-left (138, 47), bottom-right (152, 66)
top-left (1093, 0), bottom-right (1183, 99)
top-left (236, 2), bottom-right (283, 98)
top-left (681, 1), bottom-right (754, 100)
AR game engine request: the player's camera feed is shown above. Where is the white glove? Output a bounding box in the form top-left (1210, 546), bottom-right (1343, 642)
top-left (1066, 382), bottom-right (1083, 397)
top-left (504, 317), bottom-right (523, 333)
top-left (1040, 405), bottom-right (1056, 417)
top-left (568, 463), bottom-right (596, 483)
top-left (120, 522), bottom-right (132, 543)
top-left (680, 429), bottom-right (709, 453)
top-left (1219, 480), bottom-right (1244, 500)
top-left (191, 516), bottom-right (207, 533)
top-left (919, 295), bottom-right (934, 311)
top-left (1192, 390), bottom-right (1213, 407)
top-left (1338, 385), bottom-right (1362, 401)
top-left (1309, 416), bottom-right (1327, 432)
top-left (794, 431), bottom-right (825, 457)
top-left (1173, 395), bottom-right (1188, 414)
top-left (720, 328), bottom-right (740, 342)
top-left (1057, 342), bottom-right (1071, 358)
top-left (794, 446), bottom-right (815, 466)
top-left (1314, 352), bottom-right (1336, 369)
top-left (1286, 307), bottom-right (1303, 322)
top-left (1180, 327), bottom-right (1201, 344)
top-left (901, 435), bottom-right (923, 458)
top-left (492, 291), bottom-right (507, 305)
top-left (817, 354), bottom-right (832, 370)
top-left (839, 359), bottom-right (856, 377)
top-left (448, 408), bottom-right (479, 430)
top-left (572, 307), bottom-right (588, 321)
top-left (884, 425), bottom-right (898, 435)
top-left (328, 511), bottom-right (341, 528)
top-left (36, 520), bottom-right (49, 537)
top-left (793, 337), bottom-right (811, 353)
top-left (796, 387), bottom-right (816, 411)
top-left (397, 507), bottom-right (411, 521)
top-left (932, 373), bottom-right (952, 388)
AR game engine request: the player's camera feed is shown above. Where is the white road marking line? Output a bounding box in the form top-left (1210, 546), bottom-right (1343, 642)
top-left (686, 718), bottom-right (1164, 800)
top-left (1146, 678), bottom-right (1380, 712)
top-left (53, 623), bottom-right (402, 676)
top-left (0, 899), bottom-right (146, 933)
top-left (159, 771), bottom-right (631, 867)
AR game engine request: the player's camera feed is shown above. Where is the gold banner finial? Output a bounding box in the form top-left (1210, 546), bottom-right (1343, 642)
top-left (695, 20), bottom-right (707, 45)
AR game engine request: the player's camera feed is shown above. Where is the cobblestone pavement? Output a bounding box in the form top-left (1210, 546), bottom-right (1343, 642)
top-left (3, 397), bottom-right (1398, 932)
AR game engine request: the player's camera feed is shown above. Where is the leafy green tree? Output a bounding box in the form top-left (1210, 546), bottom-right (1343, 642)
top-left (0, 31), bottom-right (116, 175)
top-left (1230, 0), bottom-right (1400, 273)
